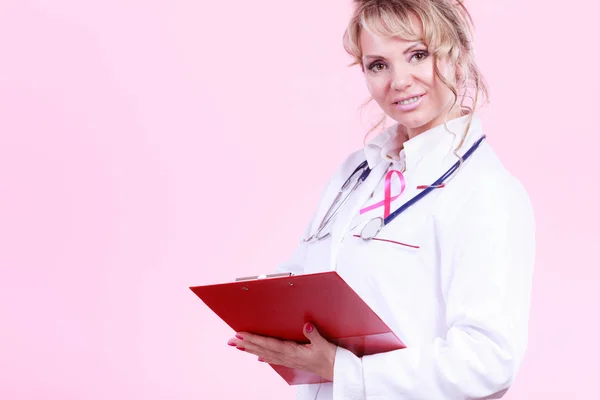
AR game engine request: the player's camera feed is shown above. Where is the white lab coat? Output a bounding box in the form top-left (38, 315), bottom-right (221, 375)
top-left (276, 114), bottom-right (536, 400)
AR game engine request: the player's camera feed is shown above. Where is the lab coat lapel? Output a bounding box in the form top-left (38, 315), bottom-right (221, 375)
top-left (329, 160), bottom-right (391, 270)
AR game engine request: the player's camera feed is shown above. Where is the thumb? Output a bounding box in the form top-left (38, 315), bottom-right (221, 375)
top-left (303, 322), bottom-right (324, 344)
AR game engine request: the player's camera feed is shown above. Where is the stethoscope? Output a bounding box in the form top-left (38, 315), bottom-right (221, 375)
top-left (302, 135), bottom-right (486, 243)
top-left (302, 159), bottom-right (372, 242)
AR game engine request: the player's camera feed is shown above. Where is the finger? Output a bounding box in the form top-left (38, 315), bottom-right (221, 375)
top-left (303, 322), bottom-right (325, 345)
top-left (236, 331), bottom-right (291, 354)
top-left (226, 333), bottom-right (246, 348)
top-left (255, 352), bottom-right (297, 369)
top-left (239, 338), bottom-right (307, 370)
top-left (241, 343), bottom-right (290, 367)
top-left (256, 354), bottom-right (283, 366)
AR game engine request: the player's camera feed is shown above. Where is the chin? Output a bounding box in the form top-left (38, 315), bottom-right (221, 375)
top-left (390, 110), bottom-right (435, 131)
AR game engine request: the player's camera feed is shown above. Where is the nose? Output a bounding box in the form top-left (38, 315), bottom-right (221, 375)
top-left (390, 67), bottom-right (413, 91)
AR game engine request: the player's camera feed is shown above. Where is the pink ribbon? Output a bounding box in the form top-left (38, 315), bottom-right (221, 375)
top-left (360, 169), bottom-right (406, 217)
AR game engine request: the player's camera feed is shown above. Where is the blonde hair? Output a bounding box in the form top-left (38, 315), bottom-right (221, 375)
top-left (343, 0), bottom-right (489, 152)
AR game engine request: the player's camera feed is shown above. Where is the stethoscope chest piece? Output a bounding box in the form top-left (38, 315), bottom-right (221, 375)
top-left (360, 217), bottom-right (384, 240)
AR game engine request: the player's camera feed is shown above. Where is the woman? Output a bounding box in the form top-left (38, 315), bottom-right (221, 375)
top-left (227, 0), bottom-right (535, 399)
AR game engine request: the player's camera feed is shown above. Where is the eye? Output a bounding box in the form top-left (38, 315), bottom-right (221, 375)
top-left (368, 61), bottom-right (386, 72)
top-left (410, 50), bottom-right (429, 62)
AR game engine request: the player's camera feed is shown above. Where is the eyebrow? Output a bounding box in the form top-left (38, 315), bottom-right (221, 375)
top-left (362, 42), bottom-right (425, 61)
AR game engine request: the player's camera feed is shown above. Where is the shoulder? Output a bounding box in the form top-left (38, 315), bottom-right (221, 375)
top-left (431, 141), bottom-right (537, 271)
top-left (341, 148), bottom-right (368, 173)
top-left (308, 147), bottom-right (368, 212)
top-left (469, 142), bottom-right (532, 212)
top-left (325, 148), bottom-right (368, 187)
top-left (436, 141), bottom-right (535, 228)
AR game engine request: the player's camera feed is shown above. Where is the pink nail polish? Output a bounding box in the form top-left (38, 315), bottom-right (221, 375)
top-left (306, 323), bottom-right (313, 333)
top-left (235, 334), bottom-right (243, 340)
top-left (227, 341), bottom-right (236, 347)
top-left (257, 357), bottom-right (264, 362)
top-left (236, 347), bottom-right (246, 352)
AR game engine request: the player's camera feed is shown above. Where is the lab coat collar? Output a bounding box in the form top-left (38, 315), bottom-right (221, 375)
top-left (364, 114), bottom-right (483, 171)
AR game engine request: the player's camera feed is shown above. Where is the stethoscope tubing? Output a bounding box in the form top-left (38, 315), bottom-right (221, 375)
top-left (303, 136), bottom-right (486, 242)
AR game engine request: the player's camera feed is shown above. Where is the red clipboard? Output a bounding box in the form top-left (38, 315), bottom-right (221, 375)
top-left (189, 271), bottom-right (406, 385)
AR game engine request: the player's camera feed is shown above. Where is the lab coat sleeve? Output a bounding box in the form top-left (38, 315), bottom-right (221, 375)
top-left (332, 176), bottom-right (536, 400)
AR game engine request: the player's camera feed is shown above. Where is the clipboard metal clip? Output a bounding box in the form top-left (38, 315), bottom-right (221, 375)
top-left (235, 272), bottom-right (293, 282)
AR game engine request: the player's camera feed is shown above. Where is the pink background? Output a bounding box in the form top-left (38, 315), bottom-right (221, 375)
top-left (1, 0), bottom-right (597, 398)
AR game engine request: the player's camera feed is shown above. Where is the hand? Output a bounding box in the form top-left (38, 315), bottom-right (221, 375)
top-left (227, 322), bottom-right (337, 381)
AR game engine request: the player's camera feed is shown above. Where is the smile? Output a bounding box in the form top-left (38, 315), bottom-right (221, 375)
top-left (394, 94), bottom-right (424, 111)
top-left (395, 96), bottom-right (421, 105)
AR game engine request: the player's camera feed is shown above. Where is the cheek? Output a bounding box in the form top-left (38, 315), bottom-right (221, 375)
top-left (417, 61), bottom-right (437, 86)
top-left (365, 75), bottom-right (388, 100)
top-left (433, 58), bottom-right (459, 89)
top-left (437, 59), bottom-right (452, 79)
top-left (420, 63), bottom-right (454, 103)
top-left (427, 80), bottom-right (453, 108)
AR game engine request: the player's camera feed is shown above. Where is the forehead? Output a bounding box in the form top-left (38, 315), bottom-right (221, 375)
top-left (358, 12), bottom-right (425, 55)
top-left (359, 31), bottom-right (422, 54)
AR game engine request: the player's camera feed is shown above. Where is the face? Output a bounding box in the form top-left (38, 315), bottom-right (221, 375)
top-left (359, 16), bottom-right (460, 138)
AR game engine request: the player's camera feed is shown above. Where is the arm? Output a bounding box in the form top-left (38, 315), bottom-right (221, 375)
top-left (332, 176), bottom-right (536, 399)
